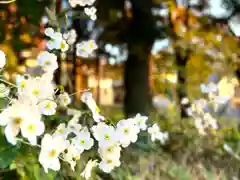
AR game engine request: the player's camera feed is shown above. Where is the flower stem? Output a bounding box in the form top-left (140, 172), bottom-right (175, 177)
top-left (0, 0), bottom-right (16, 4)
top-left (16, 138), bottom-right (41, 148)
top-left (69, 88), bottom-right (90, 97)
top-left (0, 78), bottom-right (17, 88)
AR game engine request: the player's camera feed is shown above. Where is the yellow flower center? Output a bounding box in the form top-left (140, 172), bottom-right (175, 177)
top-left (89, 41), bottom-right (94, 49)
top-left (49, 149), bottom-right (57, 158)
top-left (63, 97), bottom-right (68, 103)
top-left (32, 88), bottom-right (40, 96)
top-left (20, 81), bottom-right (26, 89)
top-left (107, 147), bottom-right (113, 153)
top-left (44, 60), bottom-right (51, 66)
top-left (58, 129), bottom-right (64, 134)
top-left (80, 140), bottom-right (85, 144)
top-left (107, 159), bottom-right (112, 164)
top-left (13, 117), bottom-right (23, 125)
top-left (104, 134), bottom-right (110, 140)
top-left (124, 128), bottom-right (129, 134)
top-left (96, 106), bottom-right (100, 113)
top-left (61, 42), bottom-right (65, 49)
top-left (45, 103), bottom-right (52, 109)
top-left (28, 124), bottom-right (36, 132)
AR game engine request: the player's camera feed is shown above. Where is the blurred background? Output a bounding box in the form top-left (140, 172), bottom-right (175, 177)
top-left (0, 0), bottom-right (240, 179)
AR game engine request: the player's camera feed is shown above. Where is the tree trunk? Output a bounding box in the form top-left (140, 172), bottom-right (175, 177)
top-left (171, 1), bottom-right (191, 119)
top-left (53, 0), bottom-right (62, 85)
top-left (124, 0), bottom-right (156, 118)
top-left (124, 47), bottom-right (151, 117)
top-left (235, 64), bottom-right (240, 82)
top-left (176, 48), bottom-right (190, 118)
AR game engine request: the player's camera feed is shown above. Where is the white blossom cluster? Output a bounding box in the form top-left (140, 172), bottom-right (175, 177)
top-left (68, 0), bottom-right (98, 58)
top-left (186, 76), bottom-right (239, 135)
top-left (0, 42), bottom-right (168, 179)
top-left (76, 40), bottom-right (98, 58)
top-left (44, 28), bottom-right (69, 52)
top-left (68, 0), bottom-right (97, 21)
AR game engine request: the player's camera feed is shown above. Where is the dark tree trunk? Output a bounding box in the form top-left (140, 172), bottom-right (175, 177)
top-left (176, 48), bottom-right (190, 118)
top-left (170, 0), bottom-right (191, 119)
top-left (235, 64), bottom-right (240, 82)
top-left (53, 0), bottom-right (62, 85)
top-left (124, 46), bottom-right (151, 117)
top-left (124, 0), bottom-right (156, 118)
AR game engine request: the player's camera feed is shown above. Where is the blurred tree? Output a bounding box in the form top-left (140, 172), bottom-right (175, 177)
top-left (96, 0), bottom-right (159, 117)
top-left (123, 0), bottom-right (157, 117)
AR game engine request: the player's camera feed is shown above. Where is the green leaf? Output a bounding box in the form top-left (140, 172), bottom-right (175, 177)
top-left (0, 135), bottom-right (19, 169)
top-left (16, 0), bottom-right (47, 25)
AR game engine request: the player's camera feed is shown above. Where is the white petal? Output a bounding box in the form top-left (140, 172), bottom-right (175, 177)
top-left (49, 158), bottom-right (61, 171)
top-left (36, 121), bottom-right (45, 135)
top-left (28, 136), bottom-right (37, 146)
top-left (41, 134), bottom-right (53, 148)
top-left (44, 27), bottom-right (54, 37)
top-left (5, 123), bottom-right (20, 145)
top-left (0, 50), bottom-right (6, 68)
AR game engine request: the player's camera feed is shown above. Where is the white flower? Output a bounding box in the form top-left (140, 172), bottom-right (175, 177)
top-left (60, 40), bottom-right (69, 52)
top-left (58, 92), bottom-right (71, 107)
top-left (21, 118), bottom-right (45, 145)
top-left (0, 83), bottom-right (10, 98)
top-left (69, 0), bottom-right (96, 7)
top-left (81, 92), bottom-right (104, 122)
top-left (39, 134), bottom-right (66, 173)
top-left (16, 75), bottom-right (27, 90)
top-left (194, 113), bottom-right (218, 135)
top-left (228, 14), bottom-right (240, 37)
top-left (63, 29), bottom-right (77, 45)
top-left (181, 97), bottom-right (189, 105)
top-left (187, 99), bottom-right (207, 116)
top-left (200, 82), bottom-right (218, 94)
top-left (194, 117), bottom-right (206, 135)
top-left (0, 49), bottom-right (6, 68)
top-left (148, 124), bottom-right (161, 141)
top-left (217, 77), bottom-right (236, 98)
top-left (62, 142), bottom-right (81, 171)
top-left (116, 120), bottom-right (139, 148)
top-left (19, 76), bottom-right (55, 103)
top-left (202, 113), bottom-right (218, 130)
top-left (81, 159), bottom-right (98, 179)
top-left (0, 101), bottom-right (41, 145)
top-left (132, 113), bottom-right (148, 131)
top-left (67, 118), bottom-right (82, 135)
top-left (46, 32), bottom-right (63, 50)
top-left (67, 108), bottom-right (82, 118)
top-left (53, 123), bottom-right (69, 139)
top-left (81, 91), bottom-right (104, 122)
top-left (68, 0), bottom-right (78, 7)
top-left (223, 144), bottom-right (233, 153)
top-left (99, 156), bottom-right (120, 173)
top-left (91, 122), bottom-right (118, 146)
top-left (84, 7), bottom-right (97, 20)
top-left (76, 40), bottom-right (98, 57)
top-left (37, 51), bottom-right (58, 72)
top-left (41, 72), bottom-right (55, 83)
top-left (38, 99), bottom-right (57, 116)
top-left (72, 129), bottom-right (94, 151)
top-left (44, 27), bottom-right (55, 37)
top-left (98, 141), bottom-right (121, 160)
top-left (148, 123), bottom-right (168, 143)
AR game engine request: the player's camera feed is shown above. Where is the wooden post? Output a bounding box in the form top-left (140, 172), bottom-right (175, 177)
top-left (75, 58), bottom-right (82, 102)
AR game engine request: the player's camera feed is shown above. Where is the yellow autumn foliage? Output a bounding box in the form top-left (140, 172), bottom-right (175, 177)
top-left (186, 55), bottom-right (212, 99)
top-left (0, 43), bottom-right (18, 68)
